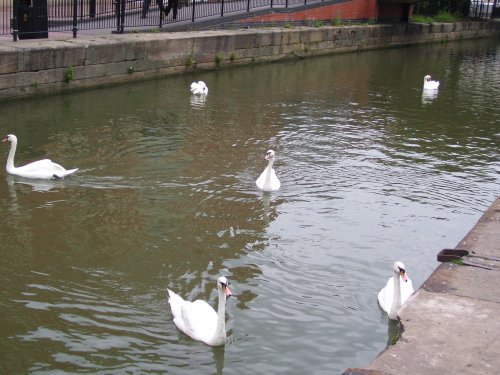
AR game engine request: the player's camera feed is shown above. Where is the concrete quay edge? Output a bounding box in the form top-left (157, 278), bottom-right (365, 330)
top-left (345, 196), bottom-right (500, 375)
top-left (0, 21), bottom-right (499, 101)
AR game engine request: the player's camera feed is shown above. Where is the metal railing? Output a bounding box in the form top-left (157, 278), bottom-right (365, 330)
top-left (414, 0), bottom-right (499, 19)
top-left (1, 0), bottom-right (340, 40)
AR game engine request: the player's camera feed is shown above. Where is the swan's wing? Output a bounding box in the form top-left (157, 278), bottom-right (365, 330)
top-left (255, 167), bottom-right (268, 190)
top-left (17, 159), bottom-right (77, 179)
top-left (400, 278), bottom-right (415, 304)
top-left (168, 289), bottom-right (185, 321)
top-left (377, 277), bottom-right (394, 313)
top-left (17, 159), bottom-right (56, 172)
top-left (270, 168), bottom-right (281, 190)
top-left (180, 300), bottom-right (218, 342)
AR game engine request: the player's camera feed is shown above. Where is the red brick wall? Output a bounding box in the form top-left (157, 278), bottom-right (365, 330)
top-left (238, 0), bottom-right (378, 23)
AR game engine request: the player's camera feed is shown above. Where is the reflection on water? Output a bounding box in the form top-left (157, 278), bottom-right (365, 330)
top-left (421, 88), bottom-right (439, 105)
top-left (0, 37), bottom-right (499, 375)
top-left (190, 94), bottom-right (208, 108)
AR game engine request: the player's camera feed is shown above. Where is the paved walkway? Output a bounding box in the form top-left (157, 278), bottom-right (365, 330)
top-left (345, 196), bottom-right (500, 374)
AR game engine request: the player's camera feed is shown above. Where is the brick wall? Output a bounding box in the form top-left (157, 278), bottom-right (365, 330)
top-left (238, 0), bottom-right (378, 24)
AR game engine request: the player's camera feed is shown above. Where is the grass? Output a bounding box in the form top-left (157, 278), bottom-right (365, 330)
top-left (311, 20), bottom-right (324, 28)
top-left (411, 11), bottom-right (462, 24)
top-left (434, 10), bottom-right (461, 23)
top-left (411, 14), bottom-right (435, 24)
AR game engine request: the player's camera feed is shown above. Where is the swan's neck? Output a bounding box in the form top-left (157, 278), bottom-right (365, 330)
top-left (5, 139), bottom-right (17, 172)
top-left (389, 271), bottom-right (402, 319)
top-left (211, 289), bottom-right (227, 345)
top-left (263, 158), bottom-right (274, 187)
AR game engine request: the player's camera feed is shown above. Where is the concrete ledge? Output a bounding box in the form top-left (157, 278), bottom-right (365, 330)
top-left (0, 21), bottom-right (499, 100)
top-left (347, 197), bottom-right (500, 374)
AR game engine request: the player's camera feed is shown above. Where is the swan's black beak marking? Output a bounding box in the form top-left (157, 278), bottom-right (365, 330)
top-left (221, 281), bottom-right (232, 299)
top-left (398, 267), bottom-right (408, 282)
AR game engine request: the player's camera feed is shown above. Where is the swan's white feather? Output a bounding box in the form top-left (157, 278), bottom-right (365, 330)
top-left (423, 75), bottom-right (440, 90)
top-left (167, 276), bottom-right (230, 346)
top-left (3, 134), bottom-right (78, 179)
top-left (190, 81), bottom-right (208, 95)
top-left (256, 150), bottom-right (281, 191)
top-left (377, 275), bottom-right (414, 314)
top-left (256, 166), bottom-right (280, 191)
top-left (168, 290), bottom-right (218, 343)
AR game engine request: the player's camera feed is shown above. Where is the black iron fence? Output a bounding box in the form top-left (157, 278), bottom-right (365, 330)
top-left (414, 0), bottom-right (499, 19)
top-left (2, 0), bottom-right (498, 41)
top-left (1, 0), bottom-right (335, 40)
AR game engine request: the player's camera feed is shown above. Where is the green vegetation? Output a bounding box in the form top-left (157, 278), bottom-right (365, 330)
top-left (434, 10), bottom-right (461, 22)
top-left (127, 66), bottom-right (135, 74)
top-left (413, 0), bottom-right (470, 19)
top-left (215, 53), bottom-right (224, 67)
top-left (64, 66), bottom-right (74, 83)
top-left (186, 51), bottom-right (196, 68)
top-left (411, 10), bottom-right (461, 24)
top-left (331, 11), bottom-right (342, 26)
top-left (410, 14), bottom-right (435, 23)
top-left (229, 52), bottom-right (237, 63)
top-left (283, 22), bottom-right (294, 29)
top-left (311, 20), bottom-right (324, 28)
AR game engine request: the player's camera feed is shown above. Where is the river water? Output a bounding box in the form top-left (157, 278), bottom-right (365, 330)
top-left (0, 37), bottom-right (499, 374)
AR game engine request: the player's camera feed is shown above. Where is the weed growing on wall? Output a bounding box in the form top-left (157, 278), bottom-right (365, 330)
top-left (65, 66), bottom-right (74, 83)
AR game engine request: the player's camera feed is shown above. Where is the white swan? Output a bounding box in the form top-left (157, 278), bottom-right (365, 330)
top-left (256, 149), bottom-right (281, 191)
top-left (2, 134), bottom-right (78, 179)
top-left (190, 81), bottom-right (208, 95)
top-left (378, 261), bottom-right (414, 320)
top-left (423, 75), bottom-right (440, 90)
top-left (167, 276), bottom-right (232, 346)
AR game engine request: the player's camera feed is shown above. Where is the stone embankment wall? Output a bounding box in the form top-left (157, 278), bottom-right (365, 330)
top-left (0, 21), bottom-right (499, 100)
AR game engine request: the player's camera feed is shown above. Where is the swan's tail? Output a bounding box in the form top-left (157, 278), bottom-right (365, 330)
top-left (167, 289), bottom-right (184, 319)
top-left (53, 168), bottom-right (79, 179)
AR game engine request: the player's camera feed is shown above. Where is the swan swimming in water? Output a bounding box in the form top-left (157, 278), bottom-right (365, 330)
top-left (256, 149), bottom-right (281, 191)
top-left (423, 75), bottom-right (440, 90)
top-left (2, 134), bottom-right (78, 179)
top-left (167, 276), bottom-right (232, 346)
top-left (190, 81), bottom-right (208, 95)
top-left (378, 261), bottom-right (414, 320)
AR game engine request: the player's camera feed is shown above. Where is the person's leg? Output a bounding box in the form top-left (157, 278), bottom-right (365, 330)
top-left (155, 0), bottom-right (165, 13)
top-left (142, 0), bottom-right (150, 17)
top-left (165, 0), bottom-right (177, 18)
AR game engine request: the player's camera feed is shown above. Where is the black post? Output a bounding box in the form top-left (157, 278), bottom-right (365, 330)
top-left (72, 0), bottom-right (78, 38)
top-left (115, 0), bottom-right (121, 32)
top-left (285, 0), bottom-right (288, 8)
top-left (270, 0), bottom-right (273, 8)
top-left (191, 0), bottom-right (195, 22)
top-left (12, 0), bottom-right (19, 41)
top-left (220, 0), bottom-right (224, 16)
top-left (120, 0), bottom-right (125, 33)
top-left (246, 0), bottom-right (250, 12)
